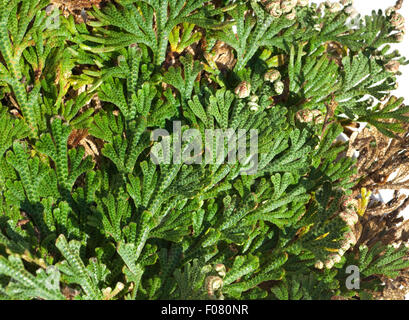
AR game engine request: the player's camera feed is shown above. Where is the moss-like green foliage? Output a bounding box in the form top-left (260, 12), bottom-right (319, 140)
top-left (0, 0), bottom-right (408, 300)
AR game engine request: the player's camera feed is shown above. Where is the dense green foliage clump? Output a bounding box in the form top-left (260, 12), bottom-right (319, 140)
top-left (0, 0), bottom-right (409, 300)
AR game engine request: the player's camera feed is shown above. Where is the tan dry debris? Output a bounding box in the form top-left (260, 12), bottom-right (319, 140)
top-left (204, 41), bottom-right (237, 71)
top-left (50, 0), bottom-right (103, 21)
top-left (68, 129), bottom-right (101, 160)
top-left (348, 123), bottom-right (409, 193)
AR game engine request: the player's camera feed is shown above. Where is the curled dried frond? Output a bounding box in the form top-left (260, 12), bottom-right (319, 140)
top-left (348, 122), bottom-right (409, 193)
top-left (372, 271), bottom-right (409, 300)
top-left (204, 41), bottom-right (236, 71)
top-left (356, 192), bottom-right (409, 248)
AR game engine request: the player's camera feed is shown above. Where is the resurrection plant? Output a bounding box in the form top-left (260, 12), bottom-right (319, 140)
top-left (0, 0), bottom-right (409, 300)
